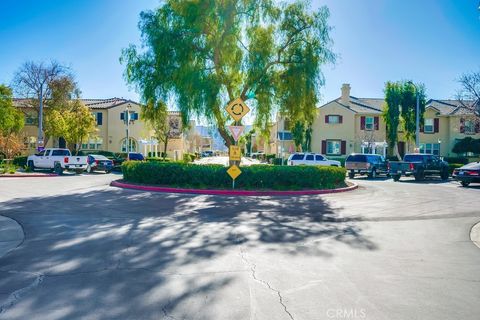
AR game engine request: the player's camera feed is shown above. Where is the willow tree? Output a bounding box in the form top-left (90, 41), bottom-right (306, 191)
top-left (401, 82), bottom-right (426, 146)
top-left (121, 0), bottom-right (335, 146)
top-left (383, 81), bottom-right (402, 159)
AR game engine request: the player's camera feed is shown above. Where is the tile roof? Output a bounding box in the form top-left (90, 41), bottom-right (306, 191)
top-left (13, 98), bottom-right (139, 109)
top-left (320, 96), bottom-right (476, 117)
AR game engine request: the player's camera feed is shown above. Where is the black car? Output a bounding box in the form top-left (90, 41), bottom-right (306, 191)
top-left (453, 162), bottom-right (480, 187)
top-left (389, 153), bottom-right (449, 182)
top-left (127, 152), bottom-right (145, 161)
top-left (86, 155), bottom-right (114, 173)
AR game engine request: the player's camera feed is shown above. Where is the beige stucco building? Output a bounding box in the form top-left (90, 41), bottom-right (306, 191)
top-left (15, 98), bottom-right (188, 159)
top-left (276, 84), bottom-right (480, 158)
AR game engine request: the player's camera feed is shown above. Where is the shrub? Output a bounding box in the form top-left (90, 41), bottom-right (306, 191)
top-left (327, 156), bottom-right (347, 167)
top-left (273, 158), bottom-right (286, 165)
top-left (146, 157), bottom-right (172, 162)
top-left (448, 163), bottom-right (464, 174)
top-left (13, 156), bottom-right (28, 167)
top-left (443, 156), bottom-right (469, 165)
top-left (122, 161), bottom-right (346, 190)
top-left (182, 153), bottom-right (196, 163)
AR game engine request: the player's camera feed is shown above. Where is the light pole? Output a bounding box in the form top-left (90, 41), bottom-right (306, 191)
top-left (407, 81), bottom-right (420, 149)
top-left (125, 103), bottom-right (131, 153)
top-left (37, 83), bottom-right (44, 151)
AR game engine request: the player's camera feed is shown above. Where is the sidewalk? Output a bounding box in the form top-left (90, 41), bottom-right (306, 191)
top-left (0, 215), bottom-right (24, 258)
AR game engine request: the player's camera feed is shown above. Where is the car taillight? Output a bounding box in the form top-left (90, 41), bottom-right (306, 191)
top-left (409, 163), bottom-right (414, 171)
top-left (466, 171), bottom-right (479, 176)
top-left (95, 160), bottom-right (99, 165)
top-left (64, 157), bottom-right (69, 163)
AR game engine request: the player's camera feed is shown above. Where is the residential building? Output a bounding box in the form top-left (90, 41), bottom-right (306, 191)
top-left (277, 84), bottom-right (480, 158)
top-left (14, 98), bottom-right (187, 159)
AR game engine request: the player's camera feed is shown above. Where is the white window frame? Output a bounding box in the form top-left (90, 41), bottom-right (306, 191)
top-left (121, 138), bottom-right (137, 152)
top-left (326, 140), bottom-right (341, 155)
top-left (420, 143), bottom-right (440, 155)
top-left (328, 115), bottom-right (340, 124)
top-left (365, 117), bottom-right (374, 131)
top-left (424, 118), bottom-right (434, 133)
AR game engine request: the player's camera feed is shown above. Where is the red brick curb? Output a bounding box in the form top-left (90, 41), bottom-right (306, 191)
top-left (110, 180), bottom-right (358, 196)
top-left (0, 173), bottom-right (58, 178)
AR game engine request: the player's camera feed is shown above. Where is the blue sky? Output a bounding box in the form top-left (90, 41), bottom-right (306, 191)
top-left (0, 0), bottom-right (479, 106)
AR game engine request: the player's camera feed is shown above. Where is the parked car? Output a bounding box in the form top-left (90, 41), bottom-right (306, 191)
top-left (389, 153), bottom-right (449, 182)
top-left (201, 151), bottom-right (214, 157)
top-left (27, 148), bottom-right (88, 175)
top-left (345, 153), bottom-right (389, 179)
top-left (287, 153), bottom-right (341, 167)
top-left (127, 152), bottom-right (145, 161)
top-left (86, 155), bottom-right (114, 173)
top-left (453, 162), bottom-right (480, 187)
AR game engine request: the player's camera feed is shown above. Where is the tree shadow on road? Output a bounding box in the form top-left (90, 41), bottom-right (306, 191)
top-left (0, 187), bottom-right (377, 319)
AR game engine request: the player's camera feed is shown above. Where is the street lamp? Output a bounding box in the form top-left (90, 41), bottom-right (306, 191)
top-left (124, 103), bottom-right (131, 152)
top-left (407, 81), bottom-right (420, 149)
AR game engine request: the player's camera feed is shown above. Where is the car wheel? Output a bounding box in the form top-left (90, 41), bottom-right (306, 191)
top-left (440, 169), bottom-right (449, 181)
top-left (414, 171), bottom-right (424, 181)
top-left (75, 169), bottom-right (83, 174)
top-left (348, 171), bottom-right (355, 179)
top-left (54, 163), bottom-right (63, 175)
top-left (86, 165), bottom-right (92, 174)
top-left (393, 174), bottom-right (401, 182)
top-left (105, 170), bottom-right (111, 174)
top-left (461, 181), bottom-right (470, 187)
top-left (368, 168), bottom-right (377, 179)
top-left (27, 160), bottom-right (35, 172)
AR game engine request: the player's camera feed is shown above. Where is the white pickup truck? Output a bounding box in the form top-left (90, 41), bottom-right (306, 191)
top-left (27, 148), bottom-right (88, 175)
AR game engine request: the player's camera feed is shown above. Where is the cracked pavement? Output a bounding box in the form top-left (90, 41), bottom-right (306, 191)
top-left (0, 174), bottom-right (479, 319)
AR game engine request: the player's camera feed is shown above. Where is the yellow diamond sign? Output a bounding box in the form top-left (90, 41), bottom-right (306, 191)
top-left (225, 98), bottom-right (250, 122)
top-left (229, 145), bottom-right (241, 161)
top-left (227, 165), bottom-right (242, 180)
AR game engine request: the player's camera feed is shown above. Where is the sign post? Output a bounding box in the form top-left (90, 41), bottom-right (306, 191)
top-left (225, 98), bottom-right (250, 189)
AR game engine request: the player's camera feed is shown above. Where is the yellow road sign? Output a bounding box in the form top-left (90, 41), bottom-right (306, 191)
top-left (225, 98), bottom-right (250, 122)
top-left (229, 145), bottom-right (241, 161)
top-left (227, 165), bottom-right (242, 180)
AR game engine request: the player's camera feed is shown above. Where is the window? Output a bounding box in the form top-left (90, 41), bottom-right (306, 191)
top-left (23, 136), bottom-right (36, 149)
top-left (291, 154), bottom-right (304, 160)
top-left (327, 140), bottom-right (341, 155)
top-left (365, 117), bottom-right (374, 130)
top-left (121, 138), bottom-right (137, 152)
top-left (419, 143), bottom-right (440, 155)
top-left (306, 154), bottom-right (314, 161)
top-left (24, 115), bottom-right (38, 125)
top-left (424, 119), bottom-right (434, 133)
top-left (327, 115), bottom-right (341, 124)
top-left (92, 112), bottom-right (103, 126)
top-left (82, 138), bottom-right (103, 150)
top-left (315, 155), bottom-right (325, 161)
top-left (51, 150), bottom-right (70, 156)
top-left (464, 120), bottom-right (475, 134)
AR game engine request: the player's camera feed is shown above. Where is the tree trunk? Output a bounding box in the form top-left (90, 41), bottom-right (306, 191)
top-left (163, 137), bottom-right (168, 160)
top-left (393, 142), bottom-right (401, 160)
top-left (218, 125), bottom-right (234, 148)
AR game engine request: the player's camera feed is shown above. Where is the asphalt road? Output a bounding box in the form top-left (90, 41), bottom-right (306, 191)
top-left (0, 174), bottom-right (479, 320)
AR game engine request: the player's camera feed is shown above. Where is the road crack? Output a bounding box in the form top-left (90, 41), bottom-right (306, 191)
top-left (239, 249), bottom-right (294, 320)
top-left (0, 271), bottom-right (45, 314)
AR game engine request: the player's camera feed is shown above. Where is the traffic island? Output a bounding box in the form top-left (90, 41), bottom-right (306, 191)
top-left (471, 222), bottom-right (480, 249)
top-left (110, 179), bottom-right (357, 196)
top-left (0, 172), bottom-right (58, 178)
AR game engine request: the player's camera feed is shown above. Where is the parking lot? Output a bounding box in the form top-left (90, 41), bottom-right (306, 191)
top-left (0, 174), bottom-right (479, 320)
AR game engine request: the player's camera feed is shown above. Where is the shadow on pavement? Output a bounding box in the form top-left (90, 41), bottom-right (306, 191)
top-left (0, 188), bottom-right (377, 319)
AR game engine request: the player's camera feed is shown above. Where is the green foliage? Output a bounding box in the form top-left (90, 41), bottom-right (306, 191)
top-left (0, 85), bottom-right (24, 136)
top-left (13, 156), bottom-right (28, 167)
top-left (141, 100), bottom-right (170, 159)
top-left (452, 137), bottom-right (480, 155)
top-left (383, 82), bottom-right (402, 151)
top-left (146, 157), bottom-right (172, 162)
top-left (291, 121), bottom-right (312, 152)
top-left (122, 161), bottom-right (346, 190)
top-left (182, 153), bottom-right (196, 163)
top-left (448, 163), bottom-right (464, 174)
top-left (327, 156), bottom-right (346, 167)
top-left (401, 81), bottom-right (426, 142)
top-left (121, 0), bottom-right (335, 146)
top-left (443, 156), bottom-right (469, 165)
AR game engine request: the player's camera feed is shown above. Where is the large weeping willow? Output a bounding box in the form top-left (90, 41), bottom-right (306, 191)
top-left (121, 0), bottom-right (335, 146)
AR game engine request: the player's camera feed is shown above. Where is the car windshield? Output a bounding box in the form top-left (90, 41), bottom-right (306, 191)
top-left (91, 155), bottom-right (109, 160)
top-left (291, 154), bottom-right (304, 160)
top-left (403, 154), bottom-right (425, 162)
top-left (51, 150), bottom-right (70, 156)
top-left (346, 154), bottom-right (366, 162)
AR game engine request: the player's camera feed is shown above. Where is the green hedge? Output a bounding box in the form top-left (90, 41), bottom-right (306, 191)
top-left (146, 157), bottom-right (172, 162)
top-left (443, 156), bottom-right (469, 164)
top-left (183, 153), bottom-right (196, 163)
top-left (122, 161), bottom-right (346, 190)
top-left (13, 156), bottom-right (28, 167)
top-left (448, 163), bottom-right (464, 174)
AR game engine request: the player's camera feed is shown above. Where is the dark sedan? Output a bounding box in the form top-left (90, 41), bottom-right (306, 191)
top-left (86, 155), bottom-right (114, 173)
top-left (453, 162), bottom-right (480, 187)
